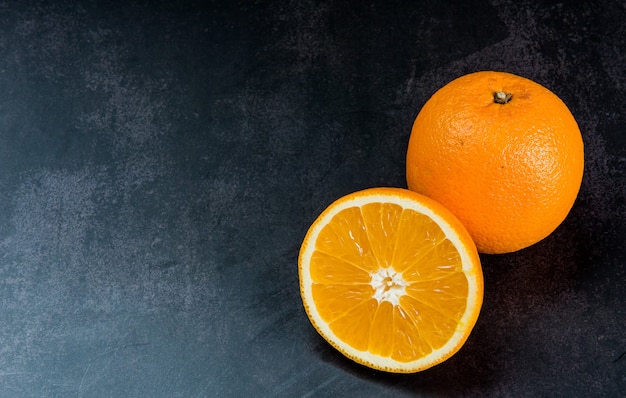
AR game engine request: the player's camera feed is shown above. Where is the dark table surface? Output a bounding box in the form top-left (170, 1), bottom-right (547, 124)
top-left (1, 1), bottom-right (625, 396)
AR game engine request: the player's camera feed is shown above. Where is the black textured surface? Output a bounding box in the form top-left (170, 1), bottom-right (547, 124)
top-left (0, 1), bottom-right (625, 397)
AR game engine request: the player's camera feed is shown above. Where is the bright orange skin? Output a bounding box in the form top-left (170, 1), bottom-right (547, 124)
top-left (406, 71), bottom-right (584, 254)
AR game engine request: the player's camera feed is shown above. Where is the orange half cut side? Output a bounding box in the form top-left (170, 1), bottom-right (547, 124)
top-left (298, 187), bottom-right (483, 373)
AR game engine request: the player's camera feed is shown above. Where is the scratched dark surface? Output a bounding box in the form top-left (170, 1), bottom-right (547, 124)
top-left (0, 0), bottom-right (624, 396)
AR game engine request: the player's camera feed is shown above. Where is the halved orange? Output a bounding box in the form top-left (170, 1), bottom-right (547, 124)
top-left (298, 187), bottom-right (483, 373)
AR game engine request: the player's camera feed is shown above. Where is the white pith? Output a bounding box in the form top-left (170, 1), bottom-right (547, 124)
top-left (370, 267), bottom-right (407, 306)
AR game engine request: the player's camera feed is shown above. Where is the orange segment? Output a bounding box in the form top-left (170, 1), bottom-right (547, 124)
top-left (360, 202), bottom-right (402, 269)
top-left (392, 304), bottom-right (433, 360)
top-left (309, 251), bottom-right (371, 285)
top-left (315, 207), bottom-right (379, 273)
top-left (329, 299), bottom-right (377, 351)
top-left (311, 283), bottom-right (374, 323)
top-left (392, 209), bottom-right (455, 274)
top-left (299, 187), bottom-right (483, 373)
top-left (368, 300), bottom-right (395, 357)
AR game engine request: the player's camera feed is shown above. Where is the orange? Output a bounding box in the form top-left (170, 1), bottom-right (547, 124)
top-left (406, 71), bottom-right (584, 254)
top-left (298, 187), bottom-right (483, 373)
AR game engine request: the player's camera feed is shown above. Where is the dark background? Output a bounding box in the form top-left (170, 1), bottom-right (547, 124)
top-left (0, 0), bottom-right (624, 396)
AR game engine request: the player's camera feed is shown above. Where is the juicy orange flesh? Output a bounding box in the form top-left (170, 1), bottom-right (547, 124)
top-left (310, 203), bottom-right (468, 362)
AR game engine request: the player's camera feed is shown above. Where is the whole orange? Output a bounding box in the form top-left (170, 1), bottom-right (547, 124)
top-left (406, 71), bottom-right (584, 254)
